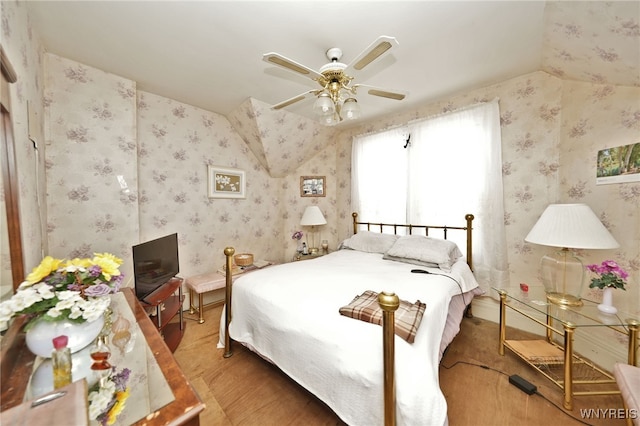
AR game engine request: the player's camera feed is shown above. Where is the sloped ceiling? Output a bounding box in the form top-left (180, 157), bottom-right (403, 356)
top-left (227, 98), bottom-right (337, 177)
top-left (25, 1), bottom-right (640, 176)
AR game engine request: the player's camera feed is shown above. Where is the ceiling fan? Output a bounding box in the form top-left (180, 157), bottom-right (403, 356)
top-left (263, 36), bottom-right (408, 126)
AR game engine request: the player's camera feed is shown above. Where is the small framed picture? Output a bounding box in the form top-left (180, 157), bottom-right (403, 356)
top-left (300, 176), bottom-right (325, 197)
top-left (208, 166), bottom-right (246, 199)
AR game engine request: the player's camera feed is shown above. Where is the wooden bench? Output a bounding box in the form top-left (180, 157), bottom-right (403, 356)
top-left (186, 261), bottom-right (274, 324)
top-left (184, 271), bottom-right (228, 324)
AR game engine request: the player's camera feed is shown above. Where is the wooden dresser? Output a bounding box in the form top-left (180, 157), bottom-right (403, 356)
top-left (0, 288), bottom-right (204, 425)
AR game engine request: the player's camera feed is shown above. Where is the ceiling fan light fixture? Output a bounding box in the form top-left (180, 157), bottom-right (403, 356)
top-left (322, 114), bottom-right (339, 126)
top-left (263, 36), bottom-right (406, 126)
top-left (313, 93), bottom-right (335, 116)
top-left (342, 98), bottom-right (360, 120)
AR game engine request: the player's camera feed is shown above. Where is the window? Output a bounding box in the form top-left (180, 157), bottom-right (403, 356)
top-left (352, 101), bottom-right (509, 291)
top-left (351, 126), bottom-right (409, 227)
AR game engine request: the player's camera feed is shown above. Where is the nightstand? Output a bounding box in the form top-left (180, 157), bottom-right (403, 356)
top-left (493, 286), bottom-right (639, 410)
top-left (292, 250), bottom-right (330, 262)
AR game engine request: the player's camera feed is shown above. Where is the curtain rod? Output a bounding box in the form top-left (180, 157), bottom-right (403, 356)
top-left (354, 97), bottom-right (500, 139)
top-left (408, 98), bottom-right (499, 126)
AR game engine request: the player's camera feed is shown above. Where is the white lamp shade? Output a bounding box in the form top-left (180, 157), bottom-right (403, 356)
top-left (525, 203), bottom-right (619, 249)
top-left (300, 206), bottom-right (327, 226)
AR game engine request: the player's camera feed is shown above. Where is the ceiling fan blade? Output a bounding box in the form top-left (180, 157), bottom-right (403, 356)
top-left (346, 36), bottom-right (398, 72)
top-left (271, 90), bottom-right (320, 110)
top-left (353, 84), bottom-right (407, 101)
top-left (263, 53), bottom-right (324, 80)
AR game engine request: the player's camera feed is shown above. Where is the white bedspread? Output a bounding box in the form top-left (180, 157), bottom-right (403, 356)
top-left (224, 250), bottom-right (479, 426)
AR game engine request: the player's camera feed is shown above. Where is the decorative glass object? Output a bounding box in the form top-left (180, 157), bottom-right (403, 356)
top-left (539, 248), bottom-right (584, 306)
top-left (90, 334), bottom-right (112, 388)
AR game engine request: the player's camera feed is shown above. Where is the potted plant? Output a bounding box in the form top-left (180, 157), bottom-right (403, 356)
top-left (586, 260), bottom-right (628, 314)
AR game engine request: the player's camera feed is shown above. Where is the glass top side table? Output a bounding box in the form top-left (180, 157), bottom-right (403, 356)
top-left (493, 286), bottom-right (639, 410)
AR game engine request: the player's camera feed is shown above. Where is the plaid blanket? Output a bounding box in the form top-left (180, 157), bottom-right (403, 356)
top-left (339, 290), bottom-right (426, 343)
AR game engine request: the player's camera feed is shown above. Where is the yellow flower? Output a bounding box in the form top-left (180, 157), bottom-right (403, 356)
top-left (25, 256), bottom-right (63, 284)
top-left (64, 257), bottom-right (92, 269)
top-left (106, 388), bottom-right (129, 425)
top-left (94, 252), bottom-right (123, 266)
top-left (91, 253), bottom-right (123, 281)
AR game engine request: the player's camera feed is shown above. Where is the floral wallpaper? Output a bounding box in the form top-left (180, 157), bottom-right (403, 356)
top-left (1, 0), bottom-right (638, 366)
top-left (542, 1), bottom-right (640, 87)
top-left (43, 54), bottom-right (138, 283)
top-left (136, 91), bottom-right (283, 279)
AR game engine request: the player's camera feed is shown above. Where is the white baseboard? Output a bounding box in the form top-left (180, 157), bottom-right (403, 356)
top-left (471, 296), bottom-right (631, 372)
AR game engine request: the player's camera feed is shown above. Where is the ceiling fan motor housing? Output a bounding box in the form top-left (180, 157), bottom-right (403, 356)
top-left (326, 47), bottom-right (342, 61)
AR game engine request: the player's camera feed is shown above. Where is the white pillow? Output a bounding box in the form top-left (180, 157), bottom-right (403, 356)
top-left (340, 231), bottom-right (399, 254)
top-left (383, 235), bottom-right (463, 272)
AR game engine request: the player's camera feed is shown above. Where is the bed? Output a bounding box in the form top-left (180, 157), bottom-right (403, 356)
top-left (218, 213), bottom-right (482, 425)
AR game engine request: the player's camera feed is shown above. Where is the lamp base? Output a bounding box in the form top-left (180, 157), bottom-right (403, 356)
top-left (539, 249), bottom-right (585, 308)
top-left (546, 292), bottom-right (583, 307)
top-left (309, 247), bottom-right (319, 254)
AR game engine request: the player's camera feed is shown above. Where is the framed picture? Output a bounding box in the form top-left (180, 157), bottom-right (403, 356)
top-left (595, 142), bottom-right (640, 185)
top-left (300, 176), bottom-right (325, 197)
top-left (208, 166), bottom-right (246, 198)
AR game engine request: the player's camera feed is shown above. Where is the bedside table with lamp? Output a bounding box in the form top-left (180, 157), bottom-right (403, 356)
top-left (495, 203), bottom-right (634, 411)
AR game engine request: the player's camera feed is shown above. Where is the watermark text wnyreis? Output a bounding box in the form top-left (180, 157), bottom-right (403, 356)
top-left (580, 408), bottom-right (638, 420)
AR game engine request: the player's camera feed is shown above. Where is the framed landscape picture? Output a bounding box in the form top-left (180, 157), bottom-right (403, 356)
top-left (596, 142), bottom-right (640, 185)
top-left (300, 176), bottom-right (325, 197)
top-left (208, 166), bottom-right (246, 198)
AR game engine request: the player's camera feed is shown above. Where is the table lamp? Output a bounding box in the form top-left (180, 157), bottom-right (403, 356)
top-left (524, 203), bottom-right (619, 306)
top-left (300, 206), bottom-right (327, 254)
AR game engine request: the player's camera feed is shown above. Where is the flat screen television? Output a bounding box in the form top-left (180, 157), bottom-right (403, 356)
top-left (132, 233), bottom-right (179, 301)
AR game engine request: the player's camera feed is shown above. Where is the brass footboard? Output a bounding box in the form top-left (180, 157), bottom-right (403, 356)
top-left (222, 247), bottom-right (400, 425)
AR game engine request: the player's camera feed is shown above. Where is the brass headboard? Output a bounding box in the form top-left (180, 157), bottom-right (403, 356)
top-left (352, 212), bottom-right (474, 272)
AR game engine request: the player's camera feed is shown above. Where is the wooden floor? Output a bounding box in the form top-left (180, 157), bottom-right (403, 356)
top-left (173, 305), bottom-right (626, 425)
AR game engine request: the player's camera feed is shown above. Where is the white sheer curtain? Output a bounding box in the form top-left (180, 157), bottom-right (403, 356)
top-left (352, 127), bottom-right (409, 226)
top-left (408, 100), bottom-right (509, 292)
top-left (352, 101), bottom-right (509, 292)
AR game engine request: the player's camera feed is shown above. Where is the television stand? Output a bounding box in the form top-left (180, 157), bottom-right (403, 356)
top-left (140, 277), bottom-right (185, 352)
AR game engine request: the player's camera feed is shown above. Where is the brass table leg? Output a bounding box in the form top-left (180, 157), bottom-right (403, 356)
top-left (188, 289), bottom-right (196, 314)
top-left (198, 293), bottom-right (205, 324)
top-left (498, 290), bottom-right (506, 356)
top-left (563, 322), bottom-right (576, 410)
top-left (628, 320), bottom-right (638, 366)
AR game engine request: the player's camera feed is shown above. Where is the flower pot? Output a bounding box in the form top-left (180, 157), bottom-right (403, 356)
top-left (597, 287), bottom-right (617, 315)
top-left (25, 315), bottom-right (105, 358)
